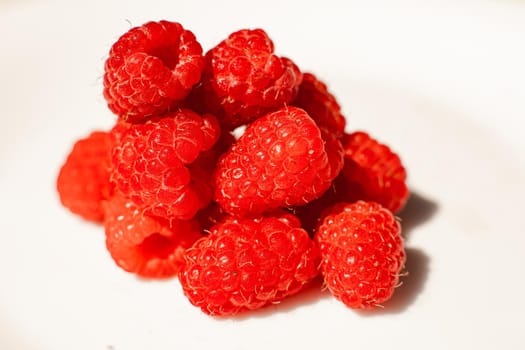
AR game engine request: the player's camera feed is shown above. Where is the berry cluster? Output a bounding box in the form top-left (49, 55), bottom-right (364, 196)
top-left (57, 21), bottom-right (410, 316)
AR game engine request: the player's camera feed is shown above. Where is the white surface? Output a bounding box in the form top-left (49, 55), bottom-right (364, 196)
top-left (1, 0), bottom-right (524, 349)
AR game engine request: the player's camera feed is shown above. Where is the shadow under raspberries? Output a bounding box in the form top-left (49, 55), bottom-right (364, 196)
top-left (398, 191), bottom-right (439, 241)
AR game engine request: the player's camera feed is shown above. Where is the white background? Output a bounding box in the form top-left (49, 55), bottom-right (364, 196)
top-left (1, 0), bottom-right (524, 349)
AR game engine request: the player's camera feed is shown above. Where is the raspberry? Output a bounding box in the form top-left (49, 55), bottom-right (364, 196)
top-left (214, 106), bottom-right (340, 217)
top-left (338, 131), bottom-right (409, 213)
top-left (315, 201), bottom-right (405, 309)
top-left (195, 28), bottom-right (302, 129)
top-left (57, 131), bottom-right (113, 222)
top-left (103, 194), bottom-right (202, 278)
top-left (179, 211), bottom-right (320, 316)
top-left (103, 21), bottom-right (204, 123)
top-left (58, 21), bottom-right (418, 316)
top-left (110, 109), bottom-right (221, 221)
top-left (293, 72), bottom-right (346, 138)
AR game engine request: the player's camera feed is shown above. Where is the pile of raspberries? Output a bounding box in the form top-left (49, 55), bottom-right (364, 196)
top-left (57, 21), bottom-right (409, 316)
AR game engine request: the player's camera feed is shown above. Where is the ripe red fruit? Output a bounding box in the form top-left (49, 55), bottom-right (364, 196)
top-left (103, 20), bottom-right (204, 123)
top-left (338, 131), bottom-right (409, 213)
top-left (56, 131), bottom-right (113, 222)
top-left (179, 211), bottom-right (320, 316)
top-left (57, 20), bottom-right (418, 316)
top-left (103, 194), bottom-right (203, 278)
top-left (315, 201), bottom-right (405, 309)
top-left (195, 28), bottom-right (302, 129)
top-left (293, 72), bottom-right (346, 138)
top-left (110, 109), bottom-right (221, 221)
top-left (214, 106), bottom-right (342, 217)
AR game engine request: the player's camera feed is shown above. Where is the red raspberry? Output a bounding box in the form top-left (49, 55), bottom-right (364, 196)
top-left (293, 72), bottom-right (346, 138)
top-left (179, 211), bottom-right (320, 316)
top-left (214, 106), bottom-right (340, 217)
top-left (57, 131), bottom-right (113, 222)
top-left (103, 194), bottom-right (202, 278)
top-left (315, 201), bottom-right (405, 309)
top-left (196, 28), bottom-right (302, 129)
top-left (111, 109), bottom-right (221, 221)
top-left (338, 131), bottom-right (409, 213)
top-left (103, 21), bottom-right (204, 123)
